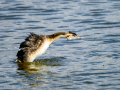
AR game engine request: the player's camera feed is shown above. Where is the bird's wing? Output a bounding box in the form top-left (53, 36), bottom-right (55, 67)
top-left (17, 33), bottom-right (43, 61)
top-left (19, 32), bottom-right (42, 49)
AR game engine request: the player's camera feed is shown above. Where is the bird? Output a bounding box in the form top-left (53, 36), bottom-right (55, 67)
top-left (15, 31), bottom-right (83, 62)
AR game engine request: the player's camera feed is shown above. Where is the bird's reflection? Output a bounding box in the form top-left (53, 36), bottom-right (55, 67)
top-left (16, 57), bottom-right (65, 88)
top-left (17, 57), bottom-right (64, 73)
top-left (17, 62), bottom-right (46, 74)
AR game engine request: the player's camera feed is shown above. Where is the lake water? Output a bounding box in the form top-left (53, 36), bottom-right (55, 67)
top-left (0, 0), bottom-right (120, 89)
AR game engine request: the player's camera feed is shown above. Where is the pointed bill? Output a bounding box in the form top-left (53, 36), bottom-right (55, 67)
top-left (76, 36), bottom-right (84, 39)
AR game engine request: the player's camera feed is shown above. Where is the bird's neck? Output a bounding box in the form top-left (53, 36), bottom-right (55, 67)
top-left (47, 32), bottom-right (67, 43)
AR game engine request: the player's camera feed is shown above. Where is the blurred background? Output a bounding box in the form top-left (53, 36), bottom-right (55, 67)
top-left (0, 0), bottom-right (120, 89)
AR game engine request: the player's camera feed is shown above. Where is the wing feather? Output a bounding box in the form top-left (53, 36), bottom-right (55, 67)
top-left (16, 33), bottom-right (43, 62)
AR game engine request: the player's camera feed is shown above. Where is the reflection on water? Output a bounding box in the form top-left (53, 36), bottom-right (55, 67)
top-left (17, 62), bottom-right (46, 87)
top-left (17, 57), bottom-right (65, 74)
top-left (17, 62), bottom-right (45, 74)
top-left (0, 0), bottom-right (120, 89)
top-left (16, 57), bottom-right (66, 89)
top-left (17, 62), bottom-right (47, 88)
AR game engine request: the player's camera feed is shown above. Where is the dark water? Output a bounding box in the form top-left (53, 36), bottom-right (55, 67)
top-left (0, 0), bottom-right (120, 89)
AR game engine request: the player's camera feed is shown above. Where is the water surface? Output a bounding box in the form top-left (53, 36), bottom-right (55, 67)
top-left (0, 0), bottom-right (120, 89)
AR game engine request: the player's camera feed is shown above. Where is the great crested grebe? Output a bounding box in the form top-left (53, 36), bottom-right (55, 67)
top-left (15, 31), bottom-right (83, 62)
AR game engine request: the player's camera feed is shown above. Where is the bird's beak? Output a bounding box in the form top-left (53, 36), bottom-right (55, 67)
top-left (76, 36), bottom-right (84, 39)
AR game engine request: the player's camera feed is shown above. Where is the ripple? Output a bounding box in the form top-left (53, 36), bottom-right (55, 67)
top-left (26, 26), bottom-right (46, 29)
top-left (36, 57), bottom-right (66, 66)
top-left (42, 9), bottom-right (61, 13)
top-left (24, 21), bottom-right (40, 23)
top-left (84, 81), bottom-right (94, 84)
top-left (9, 6), bottom-right (33, 10)
top-left (104, 34), bottom-right (120, 37)
top-left (0, 15), bottom-right (24, 20)
top-left (103, 39), bottom-right (120, 44)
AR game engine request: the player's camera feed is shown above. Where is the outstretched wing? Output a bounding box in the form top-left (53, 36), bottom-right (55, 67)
top-left (19, 32), bottom-right (41, 49)
top-left (16, 33), bottom-right (43, 62)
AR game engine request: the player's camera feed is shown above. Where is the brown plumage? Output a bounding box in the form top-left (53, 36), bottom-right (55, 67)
top-left (15, 33), bottom-right (44, 62)
top-left (15, 31), bottom-right (83, 62)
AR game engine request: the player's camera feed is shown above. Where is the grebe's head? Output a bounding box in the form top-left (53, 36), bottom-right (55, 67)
top-left (66, 31), bottom-right (84, 40)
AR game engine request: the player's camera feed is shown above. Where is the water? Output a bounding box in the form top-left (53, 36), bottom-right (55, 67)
top-left (0, 0), bottom-right (120, 89)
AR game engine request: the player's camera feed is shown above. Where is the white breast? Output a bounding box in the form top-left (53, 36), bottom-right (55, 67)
top-left (29, 41), bottom-right (50, 62)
